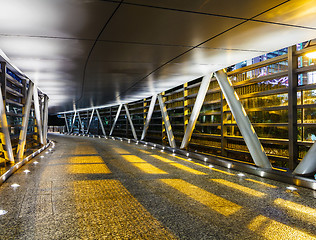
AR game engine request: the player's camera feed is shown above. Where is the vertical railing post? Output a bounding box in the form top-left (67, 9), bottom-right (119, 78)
top-left (157, 94), bottom-right (176, 148)
top-left (288, 45), bottom-right (298, 170)
top-left (181, 73), bottom-right (213, 149)
top-left (220, 92), bottom-right (227, 156)
top-left (17, 81), bottom-right (34, 161)
top-left (215, 69), bottom-right (271, 169)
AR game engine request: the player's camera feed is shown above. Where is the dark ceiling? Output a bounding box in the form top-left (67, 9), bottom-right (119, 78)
top-left (0, 0), bottom-right (315, 113)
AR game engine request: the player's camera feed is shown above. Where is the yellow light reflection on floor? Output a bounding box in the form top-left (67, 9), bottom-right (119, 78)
top-left (151, 155), bottom-right (173, 163)
top-left (121, 155), bottom-right (167, 174)
top-left (274, 198), bottom-right (316, 222)
top-left (68, 164), bottom-right (111, 174)
top-left (170, 163), bottom-right (207, 175)
top-left (69, 156), bottom-right (104, 164)
top-left (169, 154), bottom-right (235, 176)
top-left (112, 148), bottom-right (130, 155)
top-left (139, 149), bottom-right (151, 154)
top-left (211, 179), bottom-right (266, 197)
top-left (245, 178), bottom-right (277, 188)
top-left (121, 155), bottom-right (146, 163)
top-left (160, 179), bottom-right (241, 216)
top-left (152, 155), bottom-right (207, 175)
top-left (132, 163), bottom-right (168, 174)
top-left (248, 215), bottom-right (316, 240)
top-left (73, 145), bottom-right (98, 155)
top-left (73, 180), bottom-right (176, 239)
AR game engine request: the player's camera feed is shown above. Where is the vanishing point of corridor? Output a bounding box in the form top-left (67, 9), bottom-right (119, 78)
top-left (1, 134), bottom-right (316, 239)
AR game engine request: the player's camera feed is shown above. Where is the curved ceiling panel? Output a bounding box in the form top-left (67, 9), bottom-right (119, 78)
top-left (0, 0), bottom-right (315, 113)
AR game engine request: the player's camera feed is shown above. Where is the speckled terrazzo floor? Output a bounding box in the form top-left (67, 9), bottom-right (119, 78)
top-left (0, 133), bottom-right (316, 240)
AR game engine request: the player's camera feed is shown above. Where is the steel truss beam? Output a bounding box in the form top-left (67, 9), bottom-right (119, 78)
top-left (124, 104), bottom-right (137, 140)
top-left (70, 111), bottom-right (77, 133)
top-left (215, 69), bottom-right (271, 169)
top-left (0, 83), bottom-right (14, 163)
top-left (141, 95), bottom-right (157, 140)
top-left (181, 73), bottom-right (213, 149)
top-left (33, 86), bottom-right (44, 145)
top-left (64, 113), bottom-right (70, 133)
top-left (157, 94), bottom-right (176, 148)
top-left (96, 109), bottom-right (106, 136)
top-left (77, 112), bottom-right (84, 134)
top-left (110, 104), bottom-right (122, 136)
top-left (294, 142), bottom-right (316, 175)
top-left (17, 82), bottom-right (34, 161)
top-left (42, 95), bottom-right (48, 143)
top-left (87, 109), bottom-right (95, 134)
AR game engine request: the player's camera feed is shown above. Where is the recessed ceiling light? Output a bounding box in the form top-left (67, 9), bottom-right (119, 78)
top-left (11, 183), bottom-right (20, 188)
top-left (24, 170), bottom-right (30, 173)
top-left (33, 161), bottom-right (39, 165)
top-left (237, 173), bottom-right (245, 177)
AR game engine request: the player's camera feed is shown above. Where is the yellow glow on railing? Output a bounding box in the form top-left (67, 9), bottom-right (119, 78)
top-left (132, 163), bottom-right (168, 174)
top-left (248, 215), bottom-right (316, 240)
top-left (160, 179), bottom-right (241, 216)
top-left (151, 155), bottom-right (207, 175)
top-left (112, 148), bottom-right (130, 155)
top-left (121, 155), bottom-right (146, 163)
top-left (69, 156), bottom-right (104, 164)
top-left (245, 178), bottom-right (277, 188)
top-left (67, 164), bottom-right (111, 174)
top-left (274, 198), bottom-right (316, 222)
top-left (211, 179), bottom-right (266, 197)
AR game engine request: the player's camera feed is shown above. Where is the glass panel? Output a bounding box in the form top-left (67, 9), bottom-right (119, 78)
top-left (195, 125), bottom-right (221, 135)
top-left (303, 108), bottom-right (316, 123)
top-left (241, 94), bottom-right (288, 109)
top-left (235, 77), bottom-right (288, 96)
top-left (254, 126), bottom-right (288, 139)
top-left (230, 61), bottom-right (288, 83)
top-left (302, 89), bottom-right (316, 104)
top-left (298, 71), bottom-right (316, 86)
top-left (247, 110), bottom-right (288, 123)
top-left (303, 127), bottom-right (316, 141)
top-left (197, 114), bottom-right (221, 124)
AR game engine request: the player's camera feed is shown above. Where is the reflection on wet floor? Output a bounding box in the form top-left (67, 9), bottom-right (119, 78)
top-left (0, 134), bottom-right (316, 239)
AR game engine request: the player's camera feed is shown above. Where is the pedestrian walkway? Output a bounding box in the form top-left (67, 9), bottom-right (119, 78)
top-left (0, 134), bottom-right (316, 239)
